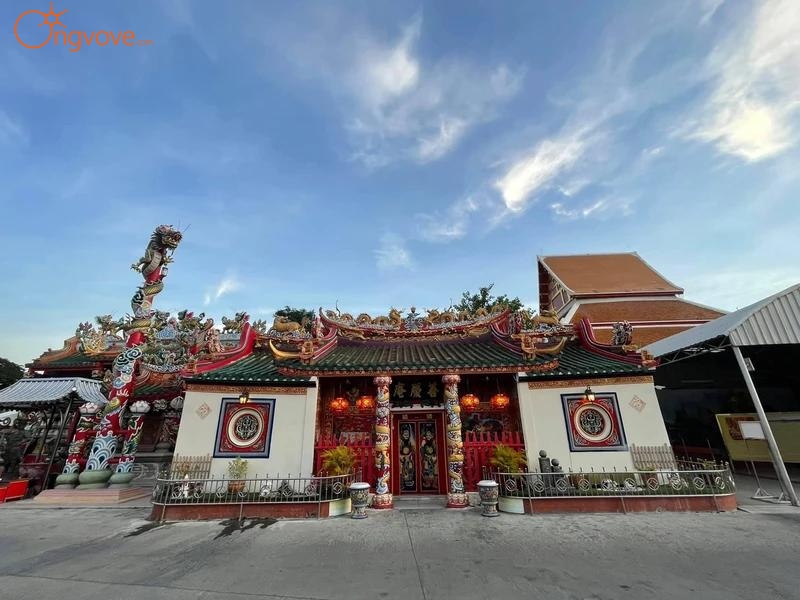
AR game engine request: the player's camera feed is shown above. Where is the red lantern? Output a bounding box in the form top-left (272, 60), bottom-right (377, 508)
top-left (460, 393), bottom-right (480, 412)
top-left (489, 393), bottom-right (510, 411)
top-left (329, 396), bottom-right (349, 414)
top-left (356, 395), bottom-right (375, 412)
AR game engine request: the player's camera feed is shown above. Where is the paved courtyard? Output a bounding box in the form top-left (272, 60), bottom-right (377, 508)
top-left (0, 503), bottom-right (798, 600)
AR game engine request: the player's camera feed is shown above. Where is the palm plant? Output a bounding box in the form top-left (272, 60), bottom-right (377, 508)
top-left (321, 446), bottom-right (356, 476)
top-left (490, 444), bottom-right (527, 474)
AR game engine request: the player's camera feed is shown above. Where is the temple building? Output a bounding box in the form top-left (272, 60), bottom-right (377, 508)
top-left (538, 253), bottom-right (725, 346)
top-left (1, 228), bottom-right (695, 510)
top-left (175, 308), bottom-right (665, 507)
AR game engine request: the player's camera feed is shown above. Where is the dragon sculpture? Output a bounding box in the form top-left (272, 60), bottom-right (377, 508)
top-left (612, 321), bottom-right (634, 346)
top-left (77, 225), bottom-right (183, 487)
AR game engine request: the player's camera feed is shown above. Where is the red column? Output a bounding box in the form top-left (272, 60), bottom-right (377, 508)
top-left (372, 376), bottom-right (393, 508)
top-left (443, 374), bottom-right (468, 508)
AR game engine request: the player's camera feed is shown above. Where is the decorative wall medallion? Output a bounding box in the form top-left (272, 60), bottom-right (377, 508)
top-left (214, 398), bottom-right (275, 458)
top-left (562, 392), bottom-right (627, 452)
top-left (629, 395), bottom-right (646, 412)
top-left (196, 402), bottom-right (212, 419)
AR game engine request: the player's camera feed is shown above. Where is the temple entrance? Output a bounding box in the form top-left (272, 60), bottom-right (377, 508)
top-left (391, 411), bottom-right (447, 495)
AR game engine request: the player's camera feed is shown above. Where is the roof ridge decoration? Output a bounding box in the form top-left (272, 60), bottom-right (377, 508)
top-left (576, 317), bottom-right (656, 368)
top-left (321, 305), bottom-right (508, 337)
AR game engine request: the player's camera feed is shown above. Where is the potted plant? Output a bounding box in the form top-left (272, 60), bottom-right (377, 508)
top-left (227, 456), bottom-right (248, 494)
top-left (489, 444), bottom-right (527, 473)
top-left (320, 446), bottom-right (356, 499)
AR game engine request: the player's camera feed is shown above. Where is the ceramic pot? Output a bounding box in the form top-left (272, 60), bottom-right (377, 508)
top-left (228, 480), bottom-right (246, 494)
top-left (349, 482), bottom-right (370, 519)
top-left (477, 479), bottom-right (500, 517)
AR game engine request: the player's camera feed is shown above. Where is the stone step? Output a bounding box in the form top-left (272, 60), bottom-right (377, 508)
top-left (393, 495), bottom-right (448, 510)
top-left (32, 487), bottom-right (151, 505)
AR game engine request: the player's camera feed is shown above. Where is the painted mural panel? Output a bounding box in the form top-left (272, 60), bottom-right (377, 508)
top-left (561, 392), bottom-right (627, 452)
top-left (214, 398), bottom-right (276, 458)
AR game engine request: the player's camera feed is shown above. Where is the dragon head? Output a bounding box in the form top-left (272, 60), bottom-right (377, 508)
top-left (153, 225), bottom-right (183, 251)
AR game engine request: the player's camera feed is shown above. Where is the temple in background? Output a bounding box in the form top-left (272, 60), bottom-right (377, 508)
top-left (537, 253), bottom-right (725, 346)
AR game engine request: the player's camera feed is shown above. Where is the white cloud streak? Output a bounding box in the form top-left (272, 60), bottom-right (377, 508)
top-left (0, 110), bottom-right (28, 146)
top-left (374, 233), bottom-right (413, 270)
top-left (204, 276), bottom-right (241, 306)
top-left (263, 13), bottom-right (522, 167)
top-left (681, 0), bottom-right (800, 162)
top-left (415, 195), bottom-right (486, 243)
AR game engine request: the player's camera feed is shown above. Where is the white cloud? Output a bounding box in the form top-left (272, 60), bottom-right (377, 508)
top-left (204, 276), bottom-right (241, 306)
top-left (0, 110), bottom-right (28, 146)
top-left (494, 129), bottom-right (595, 213)
top-left (684, 266), bottom-right (800, 311)
top-left (549, 195), bottom-right (634, 221)
top-left (415, 195), bottom-right (485, 242)
top-left (374, 233), bottom-right (413, 270)
top-left (681, 0), bottom-right (800, 162)
top-left (263, 13), bottom-right (522, 166)
top-left (699, 0), bottom-right (725, 26)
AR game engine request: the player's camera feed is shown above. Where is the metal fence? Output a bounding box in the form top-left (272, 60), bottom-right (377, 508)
top-left (151, 472), bottom-right (357, 506)
top-left (493, 463), bottom-right (736, 499)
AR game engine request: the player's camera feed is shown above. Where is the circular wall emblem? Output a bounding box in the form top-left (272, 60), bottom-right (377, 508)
top-left (573, 404), bottom-right (613, 442)
top-left (226, 408), bottom-right (264, 448)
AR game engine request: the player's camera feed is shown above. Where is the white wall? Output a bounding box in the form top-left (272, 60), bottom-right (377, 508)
top-left (517, 378), bottom-right (670, 472)
top-left (174, 385), bottom-right (318, 478)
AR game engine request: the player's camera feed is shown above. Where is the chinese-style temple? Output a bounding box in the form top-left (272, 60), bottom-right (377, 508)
top-left (538, 253), bottom-right (725, 346)
top-left (1, 227), bottom-right (689, 511)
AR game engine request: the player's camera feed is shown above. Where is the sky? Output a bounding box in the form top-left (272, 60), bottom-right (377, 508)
top-left (1, 0), bottom-right (799, 365)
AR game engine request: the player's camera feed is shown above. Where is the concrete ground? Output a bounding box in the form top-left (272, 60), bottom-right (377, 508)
top-left (1, 502), bottom-right (799, 600)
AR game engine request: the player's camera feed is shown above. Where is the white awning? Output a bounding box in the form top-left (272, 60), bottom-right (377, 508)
top-left (0, 377), bottom-right (108, 407)
top-left (645, 283), bottom-right (800, 358)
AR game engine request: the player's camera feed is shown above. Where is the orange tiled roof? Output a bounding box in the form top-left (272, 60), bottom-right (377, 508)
top-left (591, 325), bottom-right (699, 346)
top-left (540, 253), bottom-right (683, 296)
top-left (571, 299), bottom-right (724, 324)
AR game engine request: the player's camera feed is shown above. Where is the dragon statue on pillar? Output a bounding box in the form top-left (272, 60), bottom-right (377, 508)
top-left (77, 225), bottom-right (182, 489)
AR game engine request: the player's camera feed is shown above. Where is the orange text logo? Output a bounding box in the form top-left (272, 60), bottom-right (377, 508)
top-left (14, 3), bottom-right (153, 52)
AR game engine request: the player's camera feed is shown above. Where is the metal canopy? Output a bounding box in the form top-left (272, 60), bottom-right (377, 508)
top-left (644, 284), bottom-right (800, 363)
top-left (0, 377), bottom-right (108, 407)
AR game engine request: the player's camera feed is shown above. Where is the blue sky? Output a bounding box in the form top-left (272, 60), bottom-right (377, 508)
top-left (1, 0), bottom-right (799, 365)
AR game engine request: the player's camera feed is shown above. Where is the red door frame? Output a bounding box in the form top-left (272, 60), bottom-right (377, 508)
top-left (391, 411), bottom-right (448, 496)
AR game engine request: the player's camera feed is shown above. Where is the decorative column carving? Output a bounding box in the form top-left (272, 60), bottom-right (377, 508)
top-left (155, 395), bottom-right (183, 452)
top-left (54, 402), bottom-right (102, 489)
top-left (442, 374), bottom-right (468, 508)
top-left (373, 376), bottom-right (393, 509)
top-left (109, 400), bottom-right (151, 487)
top-left (79, 225), bottom-right (182, 489)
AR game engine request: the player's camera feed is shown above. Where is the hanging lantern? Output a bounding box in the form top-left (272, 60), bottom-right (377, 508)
top-left (328, 396), bottom-right (349, 414)
top-left (356, 395), bottom-right (375, 412)
top-left (460, 393), bottom-right (480, 412)
top-left (583, 385), bottom-right (595, 403)
top-left (489, 393), bottom-right (510, 411)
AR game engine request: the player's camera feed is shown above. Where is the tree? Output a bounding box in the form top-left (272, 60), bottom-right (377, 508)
top-left (274, 306), bottom-right (315, 328)
top-left (452, 284), bottom-right (523, 314)
top-left (0, 357), bottom-right (24, 389)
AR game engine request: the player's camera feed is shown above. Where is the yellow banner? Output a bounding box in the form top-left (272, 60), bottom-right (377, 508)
top-left (716, 413), bottom-right (800, 463)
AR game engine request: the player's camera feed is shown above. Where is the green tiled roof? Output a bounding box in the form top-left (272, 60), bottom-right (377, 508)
top-left (282, 338), bottom-right (531, 374)
top-left (520, 344), bottom-right (647, 380)
top-left (32, 352), bottom-right (108, 368)
top-left (282, 338), bottom-right (647, 379)
top-left (186, 353), bottom-right (314, 385)
top-left (133, 382), bottom-right (182, 399)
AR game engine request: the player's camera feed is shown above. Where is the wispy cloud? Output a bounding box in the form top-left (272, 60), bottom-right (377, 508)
top-left (494, 127), bottom-right (599, 214)
top-left (680, 0), bottom-right (800, 162)
top-left (262, 12), bottom-right (522, 167)
top-left (204, 276), bottom-right (241, 306)
top-left (550, 195), bottom-right (634, 221)
top-left (0, 110), bottom-right (28, 146)
top-left (374, 233), bottom-right (413, 270)
top-left (415, 195), bottom-right (487, 243)
top-left (684, 266), bottom-right (799, 311)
